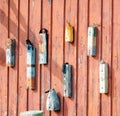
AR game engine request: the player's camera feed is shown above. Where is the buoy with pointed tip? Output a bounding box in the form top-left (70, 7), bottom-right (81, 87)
top-left (46, 89), bottom-right (60, 111)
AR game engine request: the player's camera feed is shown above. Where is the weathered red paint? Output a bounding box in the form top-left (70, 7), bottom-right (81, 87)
top-left (9, 0), bottom-right (18, 115)
top-left (28, 0), bottom-right (41, 110)
top-left (18, 0), bottom-right (28, 114)
top-left (41, 0), bottom-right (51, 116)
top-left (101, 0), bottom-right (112, 115)
top-left (64, 0), bottom-right (78, 116)
top-left (0, 0), bottom-right (119, 116)
top-left (88, 0), bottom-right (101, 115)
top-left (0, 0), bottom-right (8, 116)
top-left (51, 0), bottom-right (64, 116)
top-left (112, 0), bottom-right (120, 116)
top-left (77, 0), bottom-right (88, 115)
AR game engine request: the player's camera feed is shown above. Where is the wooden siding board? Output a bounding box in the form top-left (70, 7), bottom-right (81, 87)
top-left (0, 0), bottom-right (8, 115)
top-left (28, 0), bottom-right (41, 110)
top-left (0, 0), bottom-right (119, 116)
top-left (18, 0), bottom-right (29, 114)
top-left (101, 0), bottom-right (112, 115)
top-left (41, 0), bottom-right (51, 116)
top-left (64, 0), bottom-right (78, 116)
top-left (8, 0), bottom-right (19, 115)
top-left (112, 0), bottom-right (120, 115)
top-left (88, 0), bottom-right (102, 116)
top-left (51, 0), bottom-right (64, 116)
top-left (77, 0), bottom-right (88, 115)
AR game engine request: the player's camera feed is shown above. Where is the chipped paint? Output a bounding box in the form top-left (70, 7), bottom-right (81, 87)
top-left (14, 111), bottom-right (16, 115)
top-left (41, 94), bottom-right (44, 102)
top-left (4, 111), bottom-right (7, 116)
top-left (78, 55), bottom-right (83, 68)
top-left (32, 0), bottom-right (35, 7)
top-left (48, 0), bottom-right (51, 5)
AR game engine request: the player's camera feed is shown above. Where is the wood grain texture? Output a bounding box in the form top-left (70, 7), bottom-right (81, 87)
top-left (8, 0), bottom-right (18, 115)
top-left (112, 0), bottom-right (120, 116)
top-left (64, 0), bottom-right (78, 116)
top-left (77, 0), bottom-right (88, 115)
top-left (0, 0), bottom-right (119, 116)
top-left (88, 0), bottom-right (102, 116)
top-left (28, 0), bottom-right (41, 110)
top-left (51, 0), bottom-right (64, 115)
top-left (41, 0), bottom-right (51, 116)
top-left (101, 0), bottom-right (112, 115)
top-left (18, 0), bottom-right (28, 114)
top-left (0, 0), bottom-right (8, 115)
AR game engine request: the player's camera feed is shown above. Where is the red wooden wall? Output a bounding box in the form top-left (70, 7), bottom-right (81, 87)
top-left (0, 0), bottom-right (118, 116)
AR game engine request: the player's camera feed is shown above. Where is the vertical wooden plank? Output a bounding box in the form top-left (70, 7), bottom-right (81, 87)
top-left (88, 0), bottom-right (101, 115)
top-left (18, 0), bottom-right (29, 114)
top-left (64, 0), bottom-right (78, 116)
top-left (101, 0), bottom-right (112, 115)
top-left (8, 0), bottom-right (18, 115)
top-left (41, 1), bottom-right (51, 116)
top-left (51, 0), bottom-right (64, 115)
top-left (112, 0), bottom-right (120, 116)
top-left (77, 0), bottom-right (88, 115)
top-left (0, 0), bottom-right (8, 115)
top-left (28, 0), bottom-right (41, 110)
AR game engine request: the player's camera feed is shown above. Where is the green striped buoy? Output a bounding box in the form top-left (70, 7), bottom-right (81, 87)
top-left (20, 110), bottom-right (43, 116)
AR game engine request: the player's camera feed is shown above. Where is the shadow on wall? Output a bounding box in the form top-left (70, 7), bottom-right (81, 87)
top-left (0, 0), bottom-right (38, 47)
top-left (0, 48), bottom-right (5, 66)
top-left (0, 1), bottom-right (76, 101)
top-left (0, 0), bottom-right (41, 92)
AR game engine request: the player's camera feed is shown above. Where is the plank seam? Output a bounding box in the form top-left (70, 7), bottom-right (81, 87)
top-left (63, 0), bottom-right (66, 115)
top-left (27, 0), bottom-right (31, 110)
top-left (76, 0), bottom-right (79, 116)
top-left (40, 0), bottom-right (43, 110)
top-left (100, 0), bottom-right (103, 115)
top-left (7, 0), bottom-right (10, 115)
top-left (87, 0), bottom-right (90, 115)
top-left (16, 0), bottom-right (20, 115)
top-left (49, 0), bottom-right (53, 115)
top-left (111, 0), bottom-right (113, 115)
